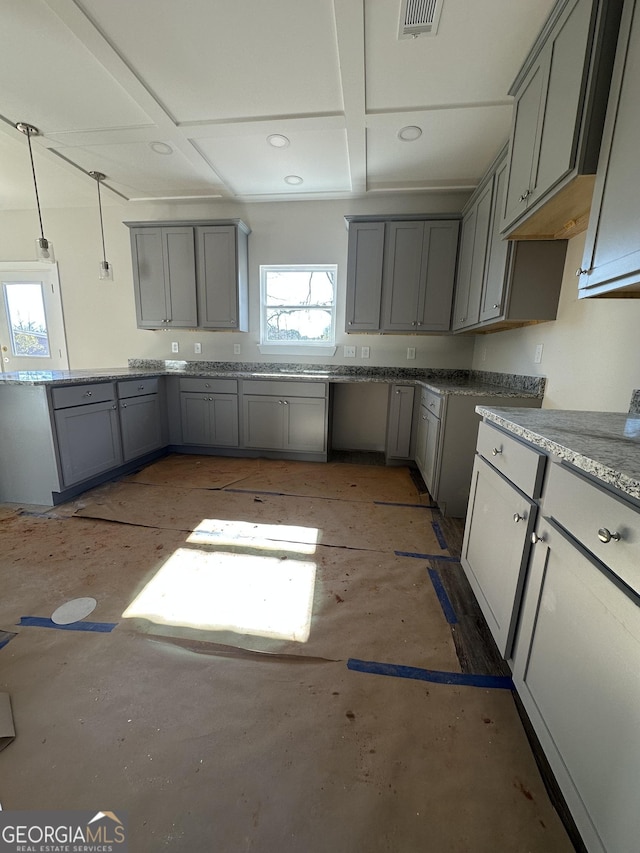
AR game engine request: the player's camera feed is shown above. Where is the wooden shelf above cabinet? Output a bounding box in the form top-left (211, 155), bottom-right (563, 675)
top-left (503, 175), bottom-right (596, 241)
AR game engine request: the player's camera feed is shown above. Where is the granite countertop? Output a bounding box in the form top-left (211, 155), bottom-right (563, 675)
top-left (477, 406), bottom-right (640, 502)
top-left (0, 362), bottom-right (544, 399)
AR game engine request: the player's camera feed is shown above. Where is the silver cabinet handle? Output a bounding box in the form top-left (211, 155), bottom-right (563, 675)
top-left (283, 400), bottom-right (289, 405)
top-left (491, 447), bottom-right (502, 456)
top-left (348, 321), bottom-right (353, 326)
top-left (597, 528), bottom-right (621, 543)
top-left (111, 404), bottom-right (117, 410)
top-left (531, 532), bottom-right (545, 544)
top-left (137, 385), bottom-right (145, 390)
top-left (121, 402), bottom-right (127, 408)
top-left (492, 304), bottom-right (499, 309)
top-left (513, 513), bottom-right (525, 523)
top-left (83, 390), bottom-right (93, 397)
top-left (519, 189), bottom-right (531, 202)
top-left (417, 321), bottom-right (422, 326)
top-left (422, 415), bottom-right (426, 420)
top-left (205, 383), bottom-right (210, 388)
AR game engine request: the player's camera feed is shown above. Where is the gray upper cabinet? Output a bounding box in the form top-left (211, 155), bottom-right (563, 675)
top-left (453, 148), bottom-right (568, 334)
top-left (345, 216), bottom-right (459, 334)
top-left (345, 221), bottom-right (385, 331)
top-left (196, 223), bottom-right (249, 330)
top-left (130, 226), bottom-right (197, 329)
top-left (501, 0), bottom-right (623, 240)
top-left (578, 0), bottom-right (640, 297)
top-left (127, 220), bottom-right (250, 330)
top-left (452, 181), bottom-right (493, 331)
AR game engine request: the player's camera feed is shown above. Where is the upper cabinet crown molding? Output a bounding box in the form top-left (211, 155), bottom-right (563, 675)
top-left (500, 0), bottom-right (624, 241)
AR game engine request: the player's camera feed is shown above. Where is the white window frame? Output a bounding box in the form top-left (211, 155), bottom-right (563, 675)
top-left (258, 264), bottom-right (337, 356)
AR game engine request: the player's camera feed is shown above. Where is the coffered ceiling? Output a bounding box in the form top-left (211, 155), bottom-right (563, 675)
top-left (0, 0), bottom-right (555, 209)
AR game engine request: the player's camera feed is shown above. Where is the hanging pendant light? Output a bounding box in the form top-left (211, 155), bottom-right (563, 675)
top-left (89, 171), bottom-right (113, 280)
top-left (15, 122), bottom-right (54, 261)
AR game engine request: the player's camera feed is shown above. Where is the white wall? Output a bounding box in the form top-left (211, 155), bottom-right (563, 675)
top-left (0, 193), bottom-right (475, 371)
top-left (471, 232), bottom-right (640, 412)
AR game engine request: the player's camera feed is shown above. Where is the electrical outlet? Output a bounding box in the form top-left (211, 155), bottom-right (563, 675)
top-left (406, 347), bottom-right (416, 360)
top-left (344, 345), bottom-right (356, 358)
top-left (534, 343), bottom-right (544, 364)
top-left (194, 342), bottom-right (202, 354)
top-left (233, 343), bottom-right (241, 355)
top-left (361, 346), bottom-right (370, 359)
top-left (171, 342), bottom-right (179, 354)
top-left (481, 344), bottom-right (487, 363)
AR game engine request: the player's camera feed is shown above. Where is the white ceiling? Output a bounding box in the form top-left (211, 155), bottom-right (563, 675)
top-left (0, 0), bottom-right (556, 210)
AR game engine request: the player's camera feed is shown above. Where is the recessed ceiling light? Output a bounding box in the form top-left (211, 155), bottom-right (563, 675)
top-left (149, 141), bottom-right (173, 155)
top-left (398, 125), bottom-right (422, 142)
top-left (268, 134), bottom-right (290, 148)
top-left (284, 175), bottom-right (303, 185)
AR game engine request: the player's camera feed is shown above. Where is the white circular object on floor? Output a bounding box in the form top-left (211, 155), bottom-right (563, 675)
top-left (51, 597), bottom-right (97, 625)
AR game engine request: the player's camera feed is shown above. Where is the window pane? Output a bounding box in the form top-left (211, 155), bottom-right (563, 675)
top-left (266, 307), bottom-right (333, 342)
top-left (3, 282), bottom-right (51, 357)
top-left (265, 269), bottom-right (334, 306)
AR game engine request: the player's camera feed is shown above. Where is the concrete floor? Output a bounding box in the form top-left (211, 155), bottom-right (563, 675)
top-left (0, 456), bottom-right (576, 851)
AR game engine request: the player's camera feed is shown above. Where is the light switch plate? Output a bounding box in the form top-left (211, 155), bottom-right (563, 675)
top-left (344, 345), bottom-right (356, 358)
top-left (171, 342), bottom-right (179, 353)
top-left (406, 347), bottom-right (416, 360)
top-left (233, 344), bottom-right (241, 355)
top-left (534, 343), bottom-right (543, 364)
top-left (361, 346), bottom-right (370, 359)
top-left (194, 342), bottom-right (202, 354)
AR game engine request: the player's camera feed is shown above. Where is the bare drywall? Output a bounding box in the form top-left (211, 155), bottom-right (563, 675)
top-left (471, 233), bottom-right (640, 412)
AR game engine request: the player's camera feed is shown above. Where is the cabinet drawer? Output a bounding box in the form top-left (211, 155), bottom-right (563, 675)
top-left (477, 420), bottom-right (545, 498)
top-left (242, 380), bottom-right (326, 398)
top-left (543, 462), bottom-right (640, 596)
top-left (51, 382), bottom-right (115, 409)
top-left (118, 377), bottom-right (159, 398)
top-left (420, 387), bottom-right (443, 418)
top-left (179, 377), bottom-right (238, 394)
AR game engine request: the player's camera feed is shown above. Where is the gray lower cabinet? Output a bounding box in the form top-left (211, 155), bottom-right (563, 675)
top-left (241, 380), bottom-right (328, 456)
top-left (117, 378), bottom-right (165, 461)
top-left (414, 391), bottom-right (442, 497)
top-left (53, 389), bottom-right (123, 488)
top-left (453, 147), bottom-right (567, 334)
top-left (129, 226), bottom-right (197, 329)
top-left (500, 0), bottom-right (622, 239)
top-left (513, 461), bottom-right (640, 853)
top-left (178, 378), bottom-right (239, 447)
top-left (578, 0), bottom-right (640, 297)
top-left (385, 384), bottom-right (415, 461)
top-left (344, 216), bottom-right (459, 333)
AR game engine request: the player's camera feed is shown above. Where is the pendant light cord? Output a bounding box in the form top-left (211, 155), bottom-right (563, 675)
top-left (24, 127), bottom-right (45, 241)
top-left (96, 178), bottom-right (107, 263)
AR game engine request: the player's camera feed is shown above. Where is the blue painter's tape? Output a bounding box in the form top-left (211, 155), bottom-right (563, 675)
top-left (431, 521), bottom-right (448, 550)
top-left (18, 616), bottom-right (117, 633)
top-left (427, 568), bottom-right (458, 624)
top-left (347, 658), bottom-right (513, 690)
top-left (394, 550), bottom-right (459, 562)
top-left (0, 631), bottom-right (17, 650)
top-left (373, 501), bottom-right (437, 509)
top-left (224, 488), bottom-right (286, 497)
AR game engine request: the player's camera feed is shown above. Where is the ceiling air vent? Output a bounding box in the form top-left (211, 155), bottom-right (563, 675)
top-left (398, 0), bottom-right (443, 39)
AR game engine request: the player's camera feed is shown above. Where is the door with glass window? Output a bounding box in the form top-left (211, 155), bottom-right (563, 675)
top-left (0, 263), bottom-right (69, 372)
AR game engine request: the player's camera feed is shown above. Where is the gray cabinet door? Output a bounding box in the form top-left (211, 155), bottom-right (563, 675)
top-left (284, 397), bottom-right (327, 453)
top-left (181, 393), bottom-right (239, 446)
top-left (422, 407), bottom-right (441, 497)
top-left (386, 385), bottom-right (415, 460)
top-left (416, 221), bottom-right (459, 331)
top-left (452, 184), bottom-right (492, 330)
top-left (196, 225), bottom-right (247, 330)
top-left (242, 396), bottom-right (285, 449)
top-left (531, 0), bottom-right (593, 206)
top-left (480, 159), bottom-right (510, 322)
top-left (461, 455), bottom-right (536, 656)
top-left (502, 59), bottom-right (545, 229)
top-left (131, 228), bottom-right (169, 328)
top-left (131, 226), bottom-right (197, 328)
top-left (119, 394), bottom-right (163, 461)
top-left (382, 221), bottom-right (425, 330)
top-left (345, 222), bottom-right (384, 331)
top-left (54, 400), bottom-right (122, 487)
top-left (163, 227), bottom-right (198, 327)
top-left (579, 0), bottom-right (640, 296)
top-left (514, 518), bottom-right (640, 853)
top-left (414, 404), bottom-right (428, 474)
